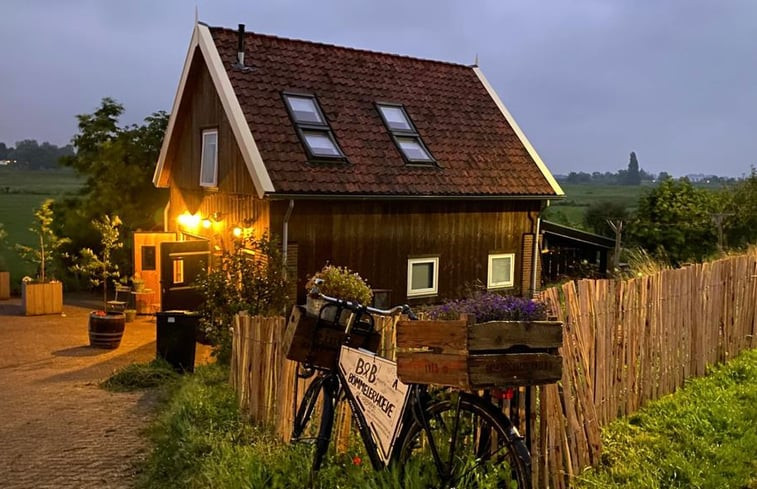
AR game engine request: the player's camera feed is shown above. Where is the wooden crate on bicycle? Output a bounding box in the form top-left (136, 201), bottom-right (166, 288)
top-left (396, 315), bottom-right (563, 389)
top-left (283, 305), bottom-right (381, 370)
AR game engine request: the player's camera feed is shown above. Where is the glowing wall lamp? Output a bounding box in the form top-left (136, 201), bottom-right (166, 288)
top-left (177, 212), bottom-right (201, 230)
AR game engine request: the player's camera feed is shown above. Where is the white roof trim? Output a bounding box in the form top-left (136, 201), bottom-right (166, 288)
top-left (473, 67), bottom-right (564, 197)
top-left (153, 23), bottom-right (275, 198)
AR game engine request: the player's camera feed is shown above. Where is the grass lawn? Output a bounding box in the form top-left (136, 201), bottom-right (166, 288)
top-left (575, 348), bottom-right (757, 489)
top-left (0, 168), bottom-right (83, 289)
top-left (118, 348), bottom-right (757, 489)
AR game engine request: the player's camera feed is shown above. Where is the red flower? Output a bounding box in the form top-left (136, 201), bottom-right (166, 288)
top-left (352, 456), bottom-right (362, 466)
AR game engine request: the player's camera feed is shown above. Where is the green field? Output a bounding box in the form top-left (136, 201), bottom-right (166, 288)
top-left (543, 182), bottom-right (654, 230)
top-left (0, 168), bottom-right (84, 290)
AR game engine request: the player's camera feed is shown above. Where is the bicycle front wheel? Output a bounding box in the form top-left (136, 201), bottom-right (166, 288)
top-left (397, 393), bottom-right (530, 489)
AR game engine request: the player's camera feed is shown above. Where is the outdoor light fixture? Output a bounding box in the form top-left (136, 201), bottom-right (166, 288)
top-left (232, 227), bottom-right (243, 238)
top-left (177, 212), bottom-right (201, 230)
top-left (202, 218), bottom-right (212, 229)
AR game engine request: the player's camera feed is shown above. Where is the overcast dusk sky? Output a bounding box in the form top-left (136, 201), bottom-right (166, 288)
top-left (1, 1), bottom-right (756, 177)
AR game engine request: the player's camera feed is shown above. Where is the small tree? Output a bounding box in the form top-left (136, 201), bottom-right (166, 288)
top-left (15, 199), bottom-right (70, 281)
top-left (195, 233), bottom-right (289, 364)
top-left (72, 215), bottom-right (123, 311)
top-left (0, 223), bottom-right (8, 272)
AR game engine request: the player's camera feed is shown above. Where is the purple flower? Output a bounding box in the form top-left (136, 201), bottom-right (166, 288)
top-left (428, 292), bottom-right (547, 322)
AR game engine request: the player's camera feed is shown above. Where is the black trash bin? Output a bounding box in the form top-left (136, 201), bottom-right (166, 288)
top-left (156, 311), bottom-right (199, 372)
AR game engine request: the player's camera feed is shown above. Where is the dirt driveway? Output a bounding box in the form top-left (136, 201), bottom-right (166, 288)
top-left (0, 295), bottom-right (159, 488)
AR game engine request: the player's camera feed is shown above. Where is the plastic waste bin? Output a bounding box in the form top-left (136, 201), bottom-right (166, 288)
top-left (156, 311), bottom-right (199, 372)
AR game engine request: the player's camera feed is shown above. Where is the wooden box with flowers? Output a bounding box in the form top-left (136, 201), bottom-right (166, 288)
top-left (396, 293), bottom-right (563, 389)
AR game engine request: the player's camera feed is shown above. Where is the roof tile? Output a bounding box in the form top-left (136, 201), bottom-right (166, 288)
top-left (210, 26), bottom-right (556, 197)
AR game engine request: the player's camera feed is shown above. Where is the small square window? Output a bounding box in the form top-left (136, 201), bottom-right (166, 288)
top-left (285, 95), bottom-right (323, 124)
top-left (141, 246), bottom-right (156, 271)
top-left (302, 130), bottom-right (342, 157)
top-left (397, 136), bottom-right (432, 162)
top-left (200, 129), bottom-right (218, 187)
top-left (488, 253), bottom-right (514, 289)
top-left (407, 257), bottom-right (439, 297)
top-left (172, 258), bottom-right (184, 284)
top-left (378, 105), bottom-right (413, 131)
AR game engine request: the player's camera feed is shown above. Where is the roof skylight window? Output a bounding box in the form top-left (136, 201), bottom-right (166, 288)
top-left (376, 103), bottom-right (435, 164)
top-left (283, 93), bottom-right (345, 160)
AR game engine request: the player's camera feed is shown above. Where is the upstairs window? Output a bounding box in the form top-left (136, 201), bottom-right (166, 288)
top-left (283, 93), bottom-right (345, 160)
top-left (200, 129), bottom-right (218, 187)
top-left (376, 103), bottom-right (435, 164)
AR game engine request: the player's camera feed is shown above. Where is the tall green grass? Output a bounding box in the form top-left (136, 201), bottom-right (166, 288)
top-left (575, 349), bottom-right (757, 489)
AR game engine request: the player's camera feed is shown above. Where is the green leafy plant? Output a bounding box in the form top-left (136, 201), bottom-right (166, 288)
top-left (0, 222), bottom-right (8, 272)
top-left (15, 199), bottom-right (71, 282)
top-left (195, 233), bottom-right (289, 364)
top-left (71, 214), bottom-right (123, 311)
top-left (305, 264), bottom-right (373, 304)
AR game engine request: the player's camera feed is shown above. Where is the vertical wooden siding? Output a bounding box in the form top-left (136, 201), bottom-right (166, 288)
top-left (271, 199), bottom-right (541, 303)
top-left (164, 49), bottom-right (257, 195)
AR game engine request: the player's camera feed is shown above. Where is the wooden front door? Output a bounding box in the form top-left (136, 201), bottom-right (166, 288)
top-left (133, 232), bottom-right (177, 311)
top-left (159, 240), bottom-right (210, 311)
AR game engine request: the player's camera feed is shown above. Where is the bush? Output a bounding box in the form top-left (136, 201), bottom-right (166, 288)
top-left (195, 233), bottom-right (288, 364)
top-left (427, 292), bottom-right (548, 322)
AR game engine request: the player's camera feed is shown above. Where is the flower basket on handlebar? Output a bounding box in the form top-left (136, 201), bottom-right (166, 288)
top-left (395, 315), bottom-right (563, 389)
top-left (283, 305), bottom-right (381, 370)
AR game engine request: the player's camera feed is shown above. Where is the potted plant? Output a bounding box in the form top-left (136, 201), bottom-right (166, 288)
top-left (72, 215), bottom-right (126, 349)
top-left (0, 223), bottom-right (9, 300)
top-left (305, 265), bottom-right (373, 321)
top-left (15, 200), bottom-right (70, 314)
top-left (131, 273), bottom-right (145, 292)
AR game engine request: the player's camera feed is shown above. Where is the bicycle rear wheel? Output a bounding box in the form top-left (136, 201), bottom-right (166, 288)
top-left (397, 392), bottom-right (530, 489)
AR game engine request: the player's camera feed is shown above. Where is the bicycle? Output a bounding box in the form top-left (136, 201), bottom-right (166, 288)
top-left (285, 281), bottom-right (532, 488)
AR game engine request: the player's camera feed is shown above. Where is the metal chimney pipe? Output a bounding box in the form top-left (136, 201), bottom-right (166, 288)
top-left (237, 24), bottom-right (245, 66)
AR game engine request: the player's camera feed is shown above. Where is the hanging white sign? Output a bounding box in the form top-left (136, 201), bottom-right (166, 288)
top-left (338, 346), bottom-right (409, 463)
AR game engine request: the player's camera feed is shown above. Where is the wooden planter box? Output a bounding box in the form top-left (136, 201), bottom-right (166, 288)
top-left (283, 305), bottom-right (380, 370)
top-left (0, 271), bottom-right (9, 300)
top-left (396, 316), bottom-right (563, 389)
top-left (21, 281), bottom-right (63, 315)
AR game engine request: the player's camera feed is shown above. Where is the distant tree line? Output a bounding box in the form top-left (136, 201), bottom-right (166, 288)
top-left (0, 140), bottom-right (74, 170)
top-left (580, 170), bottom-right (757, 265)
top-left (558, 151), bottom-right (737, 185)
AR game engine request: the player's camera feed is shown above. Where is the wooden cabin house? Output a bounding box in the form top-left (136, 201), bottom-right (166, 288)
top-left (153, 22), bottom-right (563, 305)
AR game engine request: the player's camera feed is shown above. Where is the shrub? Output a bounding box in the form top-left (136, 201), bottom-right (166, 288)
top-left (195, 233), bottom-right (289, 364)
top-left (15, 199), bottom-right (70, 282)
top-left (428, 292), bottom-right (548, 323)
top-left (305, 264), bottom-right (373, 305)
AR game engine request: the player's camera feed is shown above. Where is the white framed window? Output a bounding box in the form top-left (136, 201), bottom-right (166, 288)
top-left (487, 253), bottom-right (515, 289)
top-left (407, 257), bottom-right (439, 297)
top-left (200, 129), bottom-right (218, 187)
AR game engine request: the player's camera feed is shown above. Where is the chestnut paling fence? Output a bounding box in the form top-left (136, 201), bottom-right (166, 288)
top-left (229, 251), bottom-right (757, 488)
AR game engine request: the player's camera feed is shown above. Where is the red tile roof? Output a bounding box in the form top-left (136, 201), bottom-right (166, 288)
top-left (209, 26), bottom-right (557, 197)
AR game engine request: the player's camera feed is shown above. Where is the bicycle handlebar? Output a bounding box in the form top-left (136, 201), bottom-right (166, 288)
top-left (309, 278), bottom-right (418, 320)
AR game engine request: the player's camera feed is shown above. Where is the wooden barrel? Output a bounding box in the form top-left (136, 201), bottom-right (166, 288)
top-left (89, 312), bottom-right (126, 349)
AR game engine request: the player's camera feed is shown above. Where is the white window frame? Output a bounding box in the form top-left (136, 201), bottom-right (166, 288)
top-left (200, 129), bottom-right (218, 187)
top-left (487, 253), bottom-right (515, 289)
top-left (407, 257), bottom-right (439, 298)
